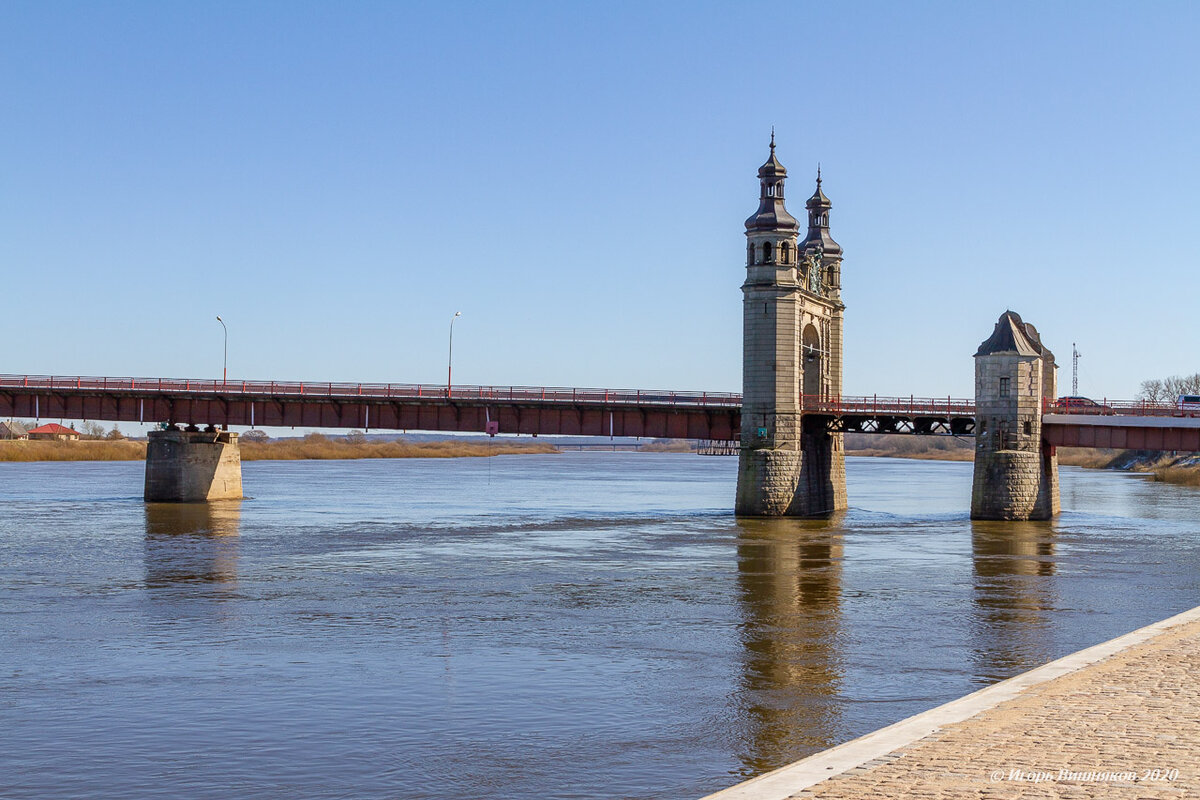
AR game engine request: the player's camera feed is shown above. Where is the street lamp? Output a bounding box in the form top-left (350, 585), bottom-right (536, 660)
top-left (216, 316), bottom-right (228, 387)
top-left (447, 311), bottom-right (462, 397)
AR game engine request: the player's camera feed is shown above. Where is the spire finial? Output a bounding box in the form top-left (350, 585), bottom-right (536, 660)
top-left (770, 127), bottom-right (775, 152)
top-left (817, 163), bottom-right (822, 187)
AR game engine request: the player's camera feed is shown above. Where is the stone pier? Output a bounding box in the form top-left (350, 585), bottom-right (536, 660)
top-left (971, 311), bottom-right (1060, 520)
top-left (144, 428), bottom-right (243, 502)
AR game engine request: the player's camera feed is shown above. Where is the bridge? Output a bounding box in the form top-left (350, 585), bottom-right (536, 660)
top-left (5, 142), bottom-right (1199, 512)
top-left (7, 375), bottom-right (1200, 444)
top-left (5, 375), bottom-right (1199, 452)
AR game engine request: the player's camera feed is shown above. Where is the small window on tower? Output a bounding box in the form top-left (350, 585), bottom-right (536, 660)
top-left (1024, 420), bottom-right (1032, 436)
top-left (999, 377), bottom-right (1010, 397)
top-left (763, 241), bottom-right (774, 263)
top-left (766, 184), bottom-right (775, 197)
top-left (780, 242), bottom-right (790, 264)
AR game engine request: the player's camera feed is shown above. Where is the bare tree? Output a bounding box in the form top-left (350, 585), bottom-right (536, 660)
top-left (242, 429), bottom-right (269, 443)
top-left (1138, 374), bottom-right (1200, 403)
top-left (80, 421), bottom-right (107, 439)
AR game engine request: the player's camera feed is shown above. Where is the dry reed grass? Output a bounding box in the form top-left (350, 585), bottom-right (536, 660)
top-left (1056, 448), bottom-right (1122, 469)
top-left (0, 440), bottom-right (147, 462)
top-left (0, 436), bottom-right (557, 462)
top-left (1151, 467), bottom-right (1200, 486)
top-left (844, 434), bottom-right (975, 461)
top-left (240, 437), bottom-right (557, 461)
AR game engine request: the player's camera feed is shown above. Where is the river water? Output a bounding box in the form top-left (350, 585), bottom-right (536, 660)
top-left (2, 453), bottom-right (1198, 799)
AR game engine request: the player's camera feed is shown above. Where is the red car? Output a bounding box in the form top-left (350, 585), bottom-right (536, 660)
top-left (1053, 396), bottom-right (1114, 415)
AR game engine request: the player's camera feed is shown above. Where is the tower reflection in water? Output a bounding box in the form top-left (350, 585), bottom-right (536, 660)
top-left (144, 501), bottom-right (242, 588)
top-left (970, 520), bottom-right (1057, 684)
top-left (734, 516), bottom-right (845, 776)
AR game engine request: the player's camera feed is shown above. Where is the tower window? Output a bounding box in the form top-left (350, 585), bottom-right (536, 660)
top-left (1024, 420), bottom-right (1032, 436)
top-left (999, 377), bottom-right (1010, 397)
top-left (763, 241), bottom-right (773, 263)
top-left (780, 241), bottom-right (790, 264)
top-left (766, 184), bottom-right (775, 197)
top-left (747, 243), bottom-right (754, 265)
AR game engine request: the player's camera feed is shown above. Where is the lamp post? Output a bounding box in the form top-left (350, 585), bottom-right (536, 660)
top-left (216, 316), bottom-right (228, 388)
top-left (447, 311), bottom-right (462, 398)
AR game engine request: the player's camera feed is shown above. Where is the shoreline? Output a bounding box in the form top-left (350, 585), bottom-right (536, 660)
top-left (0, 439), bottom-right (558, 462)
top-left (701, 603), bottom-right (1200, 799)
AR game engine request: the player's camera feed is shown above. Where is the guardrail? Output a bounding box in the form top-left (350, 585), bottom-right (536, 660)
top-left (801, 395), bottom-right (976, 416)
top-left (0, 374), bottom-right (741, 408)
top-left (1042, 398), bottom-right (1200, 418)
top-left (6, 375), bottom-right (1196, 419)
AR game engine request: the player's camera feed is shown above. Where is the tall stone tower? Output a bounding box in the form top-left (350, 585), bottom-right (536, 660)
top-left (971, 311), bottom-right (1060, 520)
top-left (736, 137), bottom-right (847, 516)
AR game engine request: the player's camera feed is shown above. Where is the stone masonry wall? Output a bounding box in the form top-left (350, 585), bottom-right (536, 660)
top-left (145, 429), bottom-right (243, 502)
top-left (971, 349), bottom-right (1059, 520)
top-left (737, 253), bottom-right (847, 516)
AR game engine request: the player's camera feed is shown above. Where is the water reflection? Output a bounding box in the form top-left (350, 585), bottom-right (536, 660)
top-left (969, 520), bottom-right (1057, 682)
top-left (734, 516), bottom-right (845, 775)
top-left (143, 502), bottom-right (242, 588)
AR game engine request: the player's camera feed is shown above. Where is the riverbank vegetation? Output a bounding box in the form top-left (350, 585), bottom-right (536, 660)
top-left (240, 433), bottom-right (557, 460)
top-left (843, 434), bottom-right (974, 461)
top-left (0, 432), bottom-right (557, 462)
top-left (0, 440), bottom-right (147, 461)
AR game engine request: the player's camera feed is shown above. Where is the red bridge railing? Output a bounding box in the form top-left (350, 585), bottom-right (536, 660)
top-left (0, 374), bottom-right (741, 408)
top-left (4, 375), bottom-right (1196, 419)
top-left (801, 395), bottom-right (976, 416)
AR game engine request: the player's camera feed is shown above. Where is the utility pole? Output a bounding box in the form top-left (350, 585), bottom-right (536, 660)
top-left (1072, 343), bottom-right (1081, 396)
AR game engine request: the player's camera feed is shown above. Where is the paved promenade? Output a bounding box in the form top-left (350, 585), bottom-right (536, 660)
top-left (704, 606), bottom-right (1200, 799)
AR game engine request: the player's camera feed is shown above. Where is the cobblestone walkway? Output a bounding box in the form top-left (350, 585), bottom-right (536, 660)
top-left (790, 616), bottom-right (1200, 798)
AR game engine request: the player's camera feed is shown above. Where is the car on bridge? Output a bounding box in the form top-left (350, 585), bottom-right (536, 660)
top-left (1180, 395), bottom-right (1200, 415)
top-left (1052, 396), bottom-right (1114, 415)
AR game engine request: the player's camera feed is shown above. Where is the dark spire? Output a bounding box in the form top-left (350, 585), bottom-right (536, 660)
top-left (745, 135), bottom-right (798, 232)
top-left (800, 168), bottom-right (841, 257)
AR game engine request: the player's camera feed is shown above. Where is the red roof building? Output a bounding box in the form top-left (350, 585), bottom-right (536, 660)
top-left (27, 423), bottom-right (80, 441)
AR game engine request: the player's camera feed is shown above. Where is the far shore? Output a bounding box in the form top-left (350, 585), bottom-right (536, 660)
top-left (3, 436), bottom-right (1197, 487)
top-left (0, 438), bottom-right (557, 462)
top-left (844, 441), bottom-right (1200, 487)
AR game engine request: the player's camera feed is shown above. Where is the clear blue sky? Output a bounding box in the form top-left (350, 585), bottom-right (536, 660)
top-left (3, 1), bottom-right (1198, 401)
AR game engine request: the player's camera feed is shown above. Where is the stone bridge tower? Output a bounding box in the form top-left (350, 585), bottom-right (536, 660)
top-left (971, 311), bottom-right (1060, 520)
top-left (736, 137), bottom-right (847, 516)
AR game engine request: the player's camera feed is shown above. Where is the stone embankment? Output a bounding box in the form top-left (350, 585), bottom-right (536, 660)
top-left (702, 606), bottom-right (1200, 800)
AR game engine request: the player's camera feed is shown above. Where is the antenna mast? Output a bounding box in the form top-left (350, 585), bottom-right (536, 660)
top-left (1072, 343), bottom-right (1081, 396)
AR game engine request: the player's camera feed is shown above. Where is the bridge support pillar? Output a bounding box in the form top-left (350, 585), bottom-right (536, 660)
top-left (736, 416), bottom-right (846, 517)
top-left (970, 311), bottom-right (1059, 520)
top-left (144, 429), bottom-right (243, 502)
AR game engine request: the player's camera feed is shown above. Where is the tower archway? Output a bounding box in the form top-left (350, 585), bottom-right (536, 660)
top-left (802, 323), bottom-right (822, 400)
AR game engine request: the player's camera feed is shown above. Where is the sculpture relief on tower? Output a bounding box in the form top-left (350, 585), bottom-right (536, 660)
top-left (970, 311), bottom-right (1060, 520)
top-left (736, 138), bottom-right (848, 516)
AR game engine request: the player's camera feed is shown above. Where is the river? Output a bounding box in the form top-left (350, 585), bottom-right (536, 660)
top-left (2, 453), bottom-right (1198, 799)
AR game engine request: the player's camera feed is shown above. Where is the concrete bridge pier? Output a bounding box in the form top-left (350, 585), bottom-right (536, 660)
top-left (144, 428), bottom-right (243, 502)
top-left (971, 311), bottom-right (1060, 521)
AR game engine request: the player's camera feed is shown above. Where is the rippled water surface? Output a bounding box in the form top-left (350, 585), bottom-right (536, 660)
top-left (2, 453), bottom-right (1199, 799)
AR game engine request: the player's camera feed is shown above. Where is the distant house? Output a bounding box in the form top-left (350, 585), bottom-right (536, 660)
top-left (0, 421), bottom-right (29, 440)
top-left (27, 423), bottom-right (80, 442)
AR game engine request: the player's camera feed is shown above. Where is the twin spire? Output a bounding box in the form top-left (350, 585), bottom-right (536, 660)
top-left (746, 132), bottom-right (841, 256)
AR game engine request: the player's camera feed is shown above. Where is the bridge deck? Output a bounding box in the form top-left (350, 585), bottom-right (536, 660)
top-left (3, 376), bottom-right (1199, 445)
